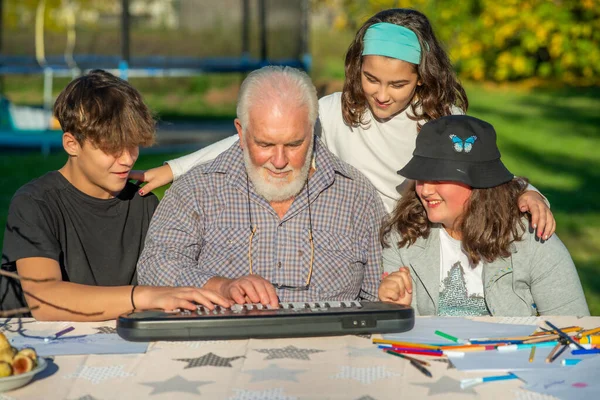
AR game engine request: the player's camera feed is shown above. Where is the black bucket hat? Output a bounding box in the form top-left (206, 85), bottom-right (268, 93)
top-left (398, 115), bottom-right (514, 188)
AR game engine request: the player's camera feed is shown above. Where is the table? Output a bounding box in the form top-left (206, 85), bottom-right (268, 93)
top-left (1, 316), bottom-right (598, 400)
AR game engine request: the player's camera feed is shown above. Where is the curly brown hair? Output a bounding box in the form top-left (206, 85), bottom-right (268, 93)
top-left (381, 178), bottom-right (530, 265)
top-left (342, 8), bottom-right (468, 129)
top-left (53, 69), bottom-right (155, 155)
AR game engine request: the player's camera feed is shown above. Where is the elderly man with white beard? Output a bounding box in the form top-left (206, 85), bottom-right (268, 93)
top-left (138, 66), bottom-right (387, 308)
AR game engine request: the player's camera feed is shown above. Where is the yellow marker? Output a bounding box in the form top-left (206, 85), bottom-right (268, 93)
top-left (579, 336), bottom-right (600, 345)
top-left (529, 346), bottom-right (536, 363)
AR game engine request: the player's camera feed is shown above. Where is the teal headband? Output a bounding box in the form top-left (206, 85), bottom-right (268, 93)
top-left (362, 22), bottom-right (422, 64)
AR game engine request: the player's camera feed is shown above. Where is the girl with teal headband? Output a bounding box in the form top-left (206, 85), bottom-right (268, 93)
top-left (130, 8), bottom-right (555, 240)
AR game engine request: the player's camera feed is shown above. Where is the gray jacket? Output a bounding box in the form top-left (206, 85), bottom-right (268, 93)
top-left (382, 225), bottom-right (590, 316)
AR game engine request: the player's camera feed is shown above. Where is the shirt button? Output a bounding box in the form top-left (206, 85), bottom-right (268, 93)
top-left (277, 262), bottom-right (282, 269)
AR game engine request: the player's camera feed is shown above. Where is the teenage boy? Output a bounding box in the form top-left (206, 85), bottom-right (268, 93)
top-left (0, 70), bottom-right (230, 321)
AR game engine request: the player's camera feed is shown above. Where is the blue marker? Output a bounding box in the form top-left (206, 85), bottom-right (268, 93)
top-left (571, 348), bottom-right (600, 355)
top-left (461, 373), bottom-right (519, 389)
top-left (562, 359), bottom-right (583, 366)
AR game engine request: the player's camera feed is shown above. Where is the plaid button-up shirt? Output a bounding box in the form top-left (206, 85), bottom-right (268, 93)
top-left (138, 139), bottom-right (386, 302)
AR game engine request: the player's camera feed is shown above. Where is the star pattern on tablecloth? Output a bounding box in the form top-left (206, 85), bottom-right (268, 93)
top-left (140, 375), bottom-right (212, 395)
top-left (93, 326), bottom-right (117, 334)
top-left (174, 352), bottom-right (245, 368)
top-left (331, 365), bottom-right (401, 385)
top-left (346, 346), bottom-right (389, 358)
top-left (255, 345), bottom-right (324, 360)
top-left (355, 396), bottom-right (378, 400)
top-left (412, 376), bottom-right (477, 395)
top-left (63, 365), bottom-right (135, 384)
top-left (228, 388), bottom-right (298, 400)
top-left (244, 363), bottom-right (306, 382)
top-left (70, 396), bottom-right (100, 400)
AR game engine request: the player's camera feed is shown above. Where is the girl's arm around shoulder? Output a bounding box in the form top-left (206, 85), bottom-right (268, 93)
top-left (524, 230), bottom-right (590, 316)
top-left (130, 135), bottom-right (238, 194)
top-left (167, 135), bottom-right (239, 179)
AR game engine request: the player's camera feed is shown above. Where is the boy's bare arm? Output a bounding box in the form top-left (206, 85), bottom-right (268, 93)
top-left (16, 257), bottom-right (232, 321)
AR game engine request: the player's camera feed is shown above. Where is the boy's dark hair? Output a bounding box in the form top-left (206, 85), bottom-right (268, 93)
top-left (53, 69), bottom-right (155, 155)
top-left (342, 8), bottom-right (469, 129)
top-left (381, 178), bottom-right (529, 265)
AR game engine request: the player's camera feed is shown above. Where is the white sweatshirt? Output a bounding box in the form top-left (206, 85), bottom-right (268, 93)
top-left (166, 92), bottom-right (542, 212)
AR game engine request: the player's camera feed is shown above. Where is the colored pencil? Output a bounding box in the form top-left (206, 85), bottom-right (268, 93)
top-left (545, 343), bottom-right (562, 363)
top-left (523, 334), bottom-right (559, 344)
top-left (532, 326), bottom-right (581, 336)
top-left (528, 346), bottom-right (536, 363)
top-left (384, 349), bottom-right (431, 366)
top-left (549, 343), bottom-right (568, 363)
top-left (409, 359), bottom-right (433, 378)
top-left (384, 349), bottom-right (434, 377)
top-left (372, 339), bottom-right (440, 350)
top-left (383, 347), bottom-right (444, 357)
top-left (545, 321), bottom-right (585, 350)
top-left (577, 327), bottom-right (600, 337)
top-left (440, 345), bottom-right (498, 352)
top-left (387, 346), bottom-right (444, 354)
top-left (469, 339), bottom-right (523, 345)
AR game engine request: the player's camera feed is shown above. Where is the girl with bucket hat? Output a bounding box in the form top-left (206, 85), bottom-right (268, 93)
top-left (378, 115), bottom-right (589, 316)
top-left (131, 8), bottom-right (555, 240)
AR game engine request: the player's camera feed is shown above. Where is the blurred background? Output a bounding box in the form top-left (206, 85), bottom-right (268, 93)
top-left (0, 0), bottom-right (598, 314)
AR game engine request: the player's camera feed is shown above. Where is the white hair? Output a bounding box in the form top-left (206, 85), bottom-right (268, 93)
top-left (236, 66), bottom-right (318, 131)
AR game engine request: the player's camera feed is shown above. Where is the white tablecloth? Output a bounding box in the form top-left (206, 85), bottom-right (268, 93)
top-left (1, 316), bottom-right (598, 400)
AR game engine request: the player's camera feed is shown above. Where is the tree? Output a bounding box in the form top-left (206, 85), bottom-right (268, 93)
top-left (312, 0), bottom-right (600, 85)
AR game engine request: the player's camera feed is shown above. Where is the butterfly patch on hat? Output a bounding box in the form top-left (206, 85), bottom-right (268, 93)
top-left (449, 134), bottom-right (477, 153)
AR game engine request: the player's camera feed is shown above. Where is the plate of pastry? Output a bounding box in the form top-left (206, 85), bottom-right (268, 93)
top-left (0, 332), bottom-right (47, 392)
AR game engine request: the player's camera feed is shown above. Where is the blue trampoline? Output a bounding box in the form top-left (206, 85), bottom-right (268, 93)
top-left (0, 0), bottom-right (310, 152)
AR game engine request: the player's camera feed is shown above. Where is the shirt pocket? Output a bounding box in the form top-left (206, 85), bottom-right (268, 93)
top-left (200, 226), bottom-right (258, 278)
top-left (308, 229), bottom-right (366, 299)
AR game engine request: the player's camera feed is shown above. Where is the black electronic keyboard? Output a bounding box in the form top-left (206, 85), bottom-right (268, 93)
top-left (117, 301), bottom-right (414, 341)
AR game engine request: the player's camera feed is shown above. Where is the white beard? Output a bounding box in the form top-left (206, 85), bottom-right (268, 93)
top-left (243, 138), bottom-right (314, 202)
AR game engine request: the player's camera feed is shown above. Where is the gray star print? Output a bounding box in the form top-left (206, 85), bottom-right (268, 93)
top-left (412, 376), bottom-right (477, 395)
top-left (175, 352), bottom-right (245, 368)
top-left (93, 326), bottom-right (117, 334)
top-left (245, 363), bottom-right (306, 382)
top-left (347, 346), bottom-right (389, 359)
top-left (140, 375), bottom-right (212, 395)
top-left (255, 345), bottom-right (324, 360)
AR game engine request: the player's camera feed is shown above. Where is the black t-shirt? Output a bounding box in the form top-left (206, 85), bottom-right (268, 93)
top-left (0, 171), bottom-right (158, 311)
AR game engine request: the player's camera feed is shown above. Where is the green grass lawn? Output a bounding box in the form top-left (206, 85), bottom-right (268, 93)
top-left (1, 82), bottom-right (599, 315)
top-left (465, 83), bottom-right (600, 315)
